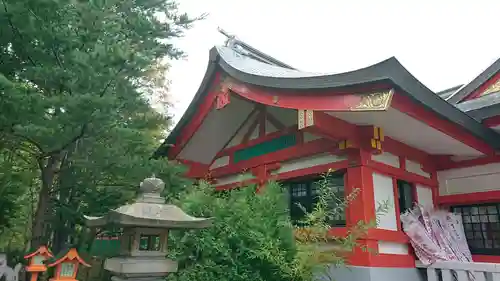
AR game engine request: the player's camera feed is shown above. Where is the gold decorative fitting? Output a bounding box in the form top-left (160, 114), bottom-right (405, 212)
top-left (272, 96), bottom-right (279, 104)
top-left (298, 110), bottom-right (305, 129)
top-left (378, 127), bottom-right (384, 141)
top-left (306, 110), bottom-right (314, 127)
top-left (480, 79), bottom-right (500, 96)
top-left (350, 89), bottom-right (394, 111)
top-left (373, 126), bottom-right (384, 141)
top-left (338, 140), bottom-right (353, 150)
top-left (297, 110), bottom-right (314, 129)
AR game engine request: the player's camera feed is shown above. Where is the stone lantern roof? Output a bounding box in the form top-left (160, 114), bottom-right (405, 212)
top-left (84, 175), bottom-right (212, 229)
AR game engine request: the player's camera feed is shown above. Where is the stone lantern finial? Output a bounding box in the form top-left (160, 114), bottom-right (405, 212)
top-left (138, 175), bottom-right (165, 204)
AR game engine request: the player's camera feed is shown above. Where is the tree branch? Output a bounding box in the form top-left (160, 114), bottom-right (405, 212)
top-left (99, 64), bottom-right (127, 97)
top-left (2, 0), bottom-right (37, 66)
top-left (10, 133), bottom-right (45, 154)
top-left (45, 123), bottom-right (87, 157)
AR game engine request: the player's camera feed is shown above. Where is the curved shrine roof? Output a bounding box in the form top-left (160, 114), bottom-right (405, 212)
top-left (154, 42), bottom-right (500, 158)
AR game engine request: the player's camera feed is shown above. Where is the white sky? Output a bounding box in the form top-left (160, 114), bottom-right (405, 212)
top-left (168, 0), bottom-right (500, 123)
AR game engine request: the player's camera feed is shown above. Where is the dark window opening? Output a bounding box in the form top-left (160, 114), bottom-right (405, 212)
top-left (282, 171), bottom-right (346, 227)
top-left (139, 234), bottom-right (161, 251)
top-left (451, 203), bottom-right (500, 255)
top-left (397, 180), bottom-right (414, 214)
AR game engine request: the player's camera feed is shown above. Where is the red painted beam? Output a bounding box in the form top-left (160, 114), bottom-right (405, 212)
top-left (473, 255), bottom-right (500, 263)
top-left (226, 78), bottom-right (392, 110)
top-left (307, 111), bottom-right (359, 140)
top-left (168, 73), bottom-right (222, 158)
top-left (210, 138), bottom-right (338, 178)
top-left (272, 160), bottom-right (349, 182)
top-left (392, 93), bottom-right (496, 156)
top-left (439, 190), bottom-right (500, 206)
top-left (177, 159), bottom-right (209, 178)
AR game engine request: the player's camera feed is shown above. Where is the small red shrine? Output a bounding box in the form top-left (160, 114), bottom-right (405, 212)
top-left (46, 248), bottom-right (90, 281)
top-left (154, 31), bottom-right (500, 281)
top-left (24, 246), bottom-right (53, 281)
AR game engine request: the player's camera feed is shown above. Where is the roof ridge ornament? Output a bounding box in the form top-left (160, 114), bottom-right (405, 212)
top-left (218, 27), bottom-right (237, 49)
top-left (217, 27), bottom-right (296, 69)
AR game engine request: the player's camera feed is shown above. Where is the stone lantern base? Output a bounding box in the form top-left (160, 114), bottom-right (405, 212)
top-left (105, 257), bottom-right (178, 281)
top-left (111, 277), bottom-right (170, 281)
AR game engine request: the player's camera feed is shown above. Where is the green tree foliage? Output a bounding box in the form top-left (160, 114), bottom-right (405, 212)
top-left (167, 174), bottom-right (390, 281)
top-left (0, 0), bottom-right (201, 252)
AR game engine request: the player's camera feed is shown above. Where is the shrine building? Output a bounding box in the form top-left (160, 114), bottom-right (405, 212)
top-left (154, 35), bottom-right (500, 280)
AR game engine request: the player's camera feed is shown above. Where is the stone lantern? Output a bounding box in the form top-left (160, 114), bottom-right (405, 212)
top-left (84, 176), bottom-right (212, 281)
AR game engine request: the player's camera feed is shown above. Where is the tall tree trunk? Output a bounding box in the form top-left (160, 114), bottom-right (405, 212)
top-left (31, 155), bottom-right (60, 248)
top-left (52, 143), bottom-right (78, 252)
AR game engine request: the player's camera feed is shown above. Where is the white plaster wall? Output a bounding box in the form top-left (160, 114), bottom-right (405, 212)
top-left (179, 96), bottom-right (254, 163)
top-left (377, 241), bottom-right (408, 255)
top-left (266, 106), bottom-right (297, 127)
top-left (372, 152), bottom-right (400, 168)
top-left (372, 173), bottom-right (398, 231)
top-left (210, 156), bottom-right (230, 170)
top-left (416, 184), bottom-right (434, 208)
top-left (405, 159), bottom-right (431, 178)
top-left (214, 172), bottom-right (254, 187)
top-left (438, 162), bottom-right (500, 196)
top-left (265, 120), bottom-right (278, 134)
top-left (226, 112), bottom-right (258, 148)
top-left (272, 153), bottom-right (347, 175)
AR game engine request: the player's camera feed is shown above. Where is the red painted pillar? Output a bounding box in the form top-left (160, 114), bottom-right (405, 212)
top-left (345, 148), bottom-right (377, 266)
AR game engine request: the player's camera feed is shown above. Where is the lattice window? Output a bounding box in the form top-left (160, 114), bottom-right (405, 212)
top-left (139, 234), bottom-right (161, 251)
top-left (282, 172), bottom-right (346, 227)
top-left (451, 204), bottom-right (500, 255)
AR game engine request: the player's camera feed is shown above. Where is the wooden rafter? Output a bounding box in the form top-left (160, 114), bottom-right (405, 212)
top-left (258, 107), bottom-right (266, 137)
top-left (242, 116), bottom-right (260, 144)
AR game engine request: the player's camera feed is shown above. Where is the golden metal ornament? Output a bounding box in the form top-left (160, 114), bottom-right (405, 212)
top-left (350, 89), bottom-right (394, 111)
top-left (480, 79), bottom-right (500, 96)
top-left (306, 110), bottom-right (314, 126)
top-left (298, 110), bottom-right (305, 129)
top-left (272, 96), bottom-right (279, 104)
top-left (297, 110), bottom-right (314, 130)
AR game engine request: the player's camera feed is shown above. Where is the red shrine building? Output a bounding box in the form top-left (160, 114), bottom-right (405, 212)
top-left (154, 36), bottom-right (500, 280)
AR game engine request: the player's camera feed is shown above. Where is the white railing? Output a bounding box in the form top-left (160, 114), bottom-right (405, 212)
top-left (416, 261), bottom-right (500, 281)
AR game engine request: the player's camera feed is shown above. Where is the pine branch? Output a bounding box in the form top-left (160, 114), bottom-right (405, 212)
top-left (1, 0), bottom-right (37, 67)
top-left (45, 123), bottom-right (87, 157)
top-left (10, 133), bottom-right (45, 154)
